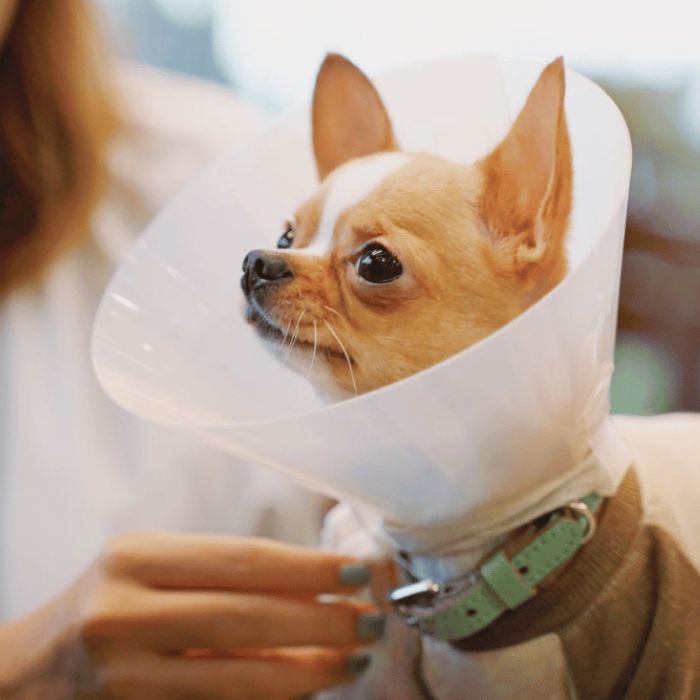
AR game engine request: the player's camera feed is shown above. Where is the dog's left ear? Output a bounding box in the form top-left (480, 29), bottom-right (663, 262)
top-left (312, 53), bottom-right (397, 180)
top-left (480, 57), bottom-right (572, 283)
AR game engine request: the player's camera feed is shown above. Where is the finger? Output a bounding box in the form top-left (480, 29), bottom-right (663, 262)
top-left (103, 532), bottom-right (371, 594)
top-left (99, 649), bottom-right (372, 700)
top-left (172, 650), bottom-right (372, 699)
top-left (116, 589), bottom-right (384, 650)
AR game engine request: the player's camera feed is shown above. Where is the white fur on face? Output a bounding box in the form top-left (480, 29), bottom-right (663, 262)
top-left (298, 152), bottom-right (412, 255)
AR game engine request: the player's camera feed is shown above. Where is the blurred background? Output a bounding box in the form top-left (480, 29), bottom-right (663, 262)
top-left (94, 0), bottom-right (700, 415)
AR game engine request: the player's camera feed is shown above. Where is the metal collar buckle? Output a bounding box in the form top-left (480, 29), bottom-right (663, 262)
top-left (389, 578), bottom-right (441, 609)
top-left (389, 573), bottom-right (478, 626)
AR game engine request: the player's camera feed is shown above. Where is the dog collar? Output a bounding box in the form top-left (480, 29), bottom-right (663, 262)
top-left (389, 494), bottom-right (602, 641)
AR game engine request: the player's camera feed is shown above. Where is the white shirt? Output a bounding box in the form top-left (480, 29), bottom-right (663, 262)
top-left (0, 65), bottom-right (326, 621)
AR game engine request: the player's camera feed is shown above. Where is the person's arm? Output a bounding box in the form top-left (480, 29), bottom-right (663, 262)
top-left (0, 531), bottom-right (381, 699)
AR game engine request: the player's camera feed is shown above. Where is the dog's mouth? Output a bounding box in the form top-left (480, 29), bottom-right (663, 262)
top-left (244, 302), bottom-right (354, 365)
top-left (244, 304), bottom-right (286, 343)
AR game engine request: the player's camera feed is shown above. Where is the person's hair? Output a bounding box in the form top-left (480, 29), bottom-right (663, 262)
top-left (0, 0), bottom-right (121, 295)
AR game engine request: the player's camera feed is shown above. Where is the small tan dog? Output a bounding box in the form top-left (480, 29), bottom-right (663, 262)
top-left (241, 53), bottom-right (571, 396)
top-left (240, 56), bottom-right (700, 699)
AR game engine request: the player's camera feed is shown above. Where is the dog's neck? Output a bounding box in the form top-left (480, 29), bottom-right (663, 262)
top-left (369, 448), bottom-right (621, 582)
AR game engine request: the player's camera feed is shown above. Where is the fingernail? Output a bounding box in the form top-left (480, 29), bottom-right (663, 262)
top-left (339, 562), bottom-right (371, 588)
top-left (357, 613), bottom-right (386, 641)
top-left (346, 652), bottom-right (373, 677)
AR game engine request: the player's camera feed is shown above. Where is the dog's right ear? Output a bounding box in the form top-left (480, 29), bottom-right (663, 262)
top-left (312, 53), bottom-right (397, 180)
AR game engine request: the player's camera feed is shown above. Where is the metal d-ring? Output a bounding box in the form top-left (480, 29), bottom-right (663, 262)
top-left (567, 500), bottom-right (597, 544)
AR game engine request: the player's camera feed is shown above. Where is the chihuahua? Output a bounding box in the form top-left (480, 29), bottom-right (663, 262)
top-left (239, 57), bottom-right (700, 699)
top-left (241, 53), bottom-right (572, 397)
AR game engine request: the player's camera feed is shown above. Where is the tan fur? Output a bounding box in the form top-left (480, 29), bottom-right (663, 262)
top-left (312, 53), bottom-right (398, 180)
top-left (245, 55), bottom-right (572, 395)
top-left (479, 57), bottom-right (572, 305)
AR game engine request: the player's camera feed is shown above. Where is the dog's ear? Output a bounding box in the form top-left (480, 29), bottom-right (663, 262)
top-left (480, 57), bottom-right (572, 285)
top-left (312, 53), bottom-right (397, 180)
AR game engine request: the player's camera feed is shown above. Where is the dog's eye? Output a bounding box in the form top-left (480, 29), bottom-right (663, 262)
top-left (355, 244), bottom-right (403, 284)
top-left (277, 223), bottom-right (295, 249)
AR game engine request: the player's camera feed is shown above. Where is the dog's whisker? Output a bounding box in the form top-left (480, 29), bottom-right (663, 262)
top-left (283, 309), bottom-right (306, 363)
top-left (281, 315), bottom-right (294, 345)
top-left (306, 320), bottom-right (318, 376)
top-left (323, 305), bottom-right (345, 321)
top-left (285, 312), bottom-right (303, 357)
top-left (323, 319), bottom-right (358, 396)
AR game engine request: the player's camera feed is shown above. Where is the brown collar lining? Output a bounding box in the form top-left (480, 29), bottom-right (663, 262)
top-left (453, 468), bottom-right (642, 651)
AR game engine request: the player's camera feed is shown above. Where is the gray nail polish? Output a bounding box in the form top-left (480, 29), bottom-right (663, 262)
top-left (339, 563), bottom-right (371, 587)
top-left (357, 613), bottom-right (386, 641)
top-left (346, 652), bottom-right (373, 677)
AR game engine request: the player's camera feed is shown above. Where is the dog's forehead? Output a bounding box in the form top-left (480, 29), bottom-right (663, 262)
top-left (299, 152), bottom-right (413, 255)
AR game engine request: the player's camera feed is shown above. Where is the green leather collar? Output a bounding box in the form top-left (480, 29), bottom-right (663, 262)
top-left (389, 494), bottom-right (602, 641)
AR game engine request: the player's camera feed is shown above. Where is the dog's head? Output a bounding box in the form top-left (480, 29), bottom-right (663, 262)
top-left (242, 54), bottom-right (572, 396)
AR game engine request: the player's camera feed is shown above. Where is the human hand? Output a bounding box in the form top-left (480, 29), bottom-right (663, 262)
top-left (0, 532), bottom-right (382, 699)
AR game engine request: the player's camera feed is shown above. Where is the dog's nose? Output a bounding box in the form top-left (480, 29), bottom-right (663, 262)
top-left (241, 249), bottom-right (294, 295)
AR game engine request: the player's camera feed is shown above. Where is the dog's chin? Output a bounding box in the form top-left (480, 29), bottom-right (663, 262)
top-left (244, 304), bottom-right (285, 345)
top-left (244, 303), bottom-right (356, 401)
